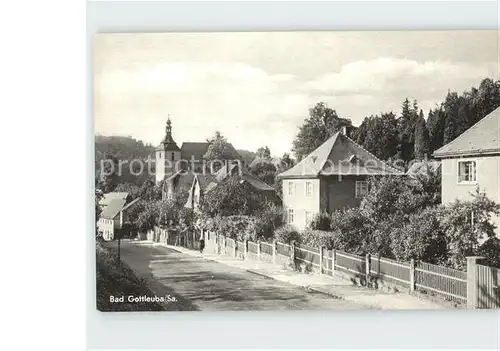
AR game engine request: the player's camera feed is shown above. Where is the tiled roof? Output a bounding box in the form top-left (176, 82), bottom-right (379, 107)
top-left (121, 197), bottom-right (141, 212)
top-left (164, 170), bottom-right (195, 193)
top-left (278, 132), bottom-right (403, 179)
top-left (100, 198), bottom-right (127, 219)
top-left (433, 107), bottom-right (500, 157)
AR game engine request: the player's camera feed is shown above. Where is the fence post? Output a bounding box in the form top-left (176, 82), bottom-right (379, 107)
top-left (272, 239), bottom-right (277, 264)
top-left (319, 246), bottom-right (324, 275)
top-left (290, 241), bottom-right (295, 266)
top-left (244, 240), bottom-right (248, 260)
top-left (257, 240), bottom-right (261, 261)
top-left (365, 253), bottom-right (371, 287)
top-left (332, 248), bottom-right (336, 274)
top-left (233, 239), bottom-right (237, 257)
top-left (409, 258), bottom-right (416, 292)
top-left (466, 256), bottom-right (484, 309)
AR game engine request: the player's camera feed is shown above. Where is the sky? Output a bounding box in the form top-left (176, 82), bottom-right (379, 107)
top-left (94, 31), bottom-right (499, 157)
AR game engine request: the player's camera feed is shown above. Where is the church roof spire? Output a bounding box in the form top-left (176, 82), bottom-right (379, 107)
top-left (156, 114), bottom-right (180, 152)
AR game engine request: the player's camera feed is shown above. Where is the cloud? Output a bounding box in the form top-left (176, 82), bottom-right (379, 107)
top-left (303, 57), bottom-right (493, 98)
top-left (95, 57), bottom-right (496, 156)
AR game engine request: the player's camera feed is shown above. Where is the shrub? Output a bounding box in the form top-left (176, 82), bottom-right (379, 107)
top-left (206, 215), bottom-right (257, 241)
top-left (330, 207), bottom-right (374, 255)
top-left (274, 224), bottom-right (301, 244)
top-left (300, 229), bottom-right (336, 249)
top-left (309, 212), bottom-right (331, 230)
top-left (253, 202), bottom-right (284, 240)
top-left (477, 237), bottom-right (500, 268)
top-left (389, 207), bottom-right (447, 264)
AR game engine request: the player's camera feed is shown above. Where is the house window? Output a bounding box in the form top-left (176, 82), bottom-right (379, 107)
top-left (171, 152), bottom-right (175, 161)
top-left (288, 181), bottom-right (295, 196)
top-left (305, 211), bottom-right (314, 227)
top-left (355, 181), bottom-right (369, 199)
top-left (305, 182), bottom-right (313, 197)
top-left (287, 208), bottom-right (294, 224)
top-left (458, 160), bottom-right (477, 183)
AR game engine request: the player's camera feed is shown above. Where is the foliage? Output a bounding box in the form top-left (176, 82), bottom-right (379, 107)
top-left (330, 208), bottom-right (378, 255)
top-left (204, 215), bottom-right (257, 241)
top-left (300, 229), bottom-right (337, 249)
top-left (352, 112), bottom-right (399, 161)
top-left (114, 183), bottom-right (141, 199)
top-left (200, 176), bottom-right (268, 217)
top-left (389, 207), bottom-right (447, 264)
top-left (252, 203), bottom-right (284, 240)
top-left (203, 131), bottom-right (235, 171)
top-left (96, 242), bottom-right (163, 311)
top-left (309, 212), bottom-right (332, 231)
top-left (413, 110), bottom-right (431, 160)
top-left (292, 102), bottom-right (353, 160)
top-left (95, 190), bottom-right (103, 222)
top-left (178, 207), bottom-right (198, 233)
top-left (274, 224), bottom-right (301, 244)
top-left (477, 237), bottom-right (500, 269)
top-left (439, 188), bottom-right (500, 270)
top-left (256, 146), bottom-right (271, 159)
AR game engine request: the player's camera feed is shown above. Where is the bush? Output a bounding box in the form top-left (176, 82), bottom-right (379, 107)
top-left (206, 215), bottom-right (257, 241)
top-left (477, 237), bottom-right (500, 268)
top-left (330, 207), bottom-right (374, 255)
top-left (389, 207), bottom-right (447, 264)
top-left (440, 189), bottom-right (500, 270)
top-left (300, 229), bottom-right (336, 249)
top-left (274, 224), bottom-right (301, 244)
top-left (309, 212), bottom-right (331, 230)
top-left (253, 202), bottom-right (284, 240)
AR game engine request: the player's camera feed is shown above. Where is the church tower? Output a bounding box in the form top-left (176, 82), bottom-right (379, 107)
top-left (155, 116), bottom-right (181, 183)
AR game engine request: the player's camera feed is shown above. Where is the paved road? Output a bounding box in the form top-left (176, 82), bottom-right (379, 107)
top-left (107, 240), bottom-right (363, 311)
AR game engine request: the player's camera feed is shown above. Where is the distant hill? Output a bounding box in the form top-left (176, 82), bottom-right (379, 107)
top-left (95, 135), bottom-right (155, 163)
top-left (237, 149), bottom-right (257, 168)
top-left (95, 135), bottom-right (155, 187)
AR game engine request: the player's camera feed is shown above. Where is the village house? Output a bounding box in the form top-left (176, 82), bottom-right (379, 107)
top-left (433, 106), bottom-right (500, 237)
top-left (184, 162), bottom-right (279, 210)
top-left (155, 117), bottom-right (243, 200)
top-left (97, 192), bottom-right (140, 241)
top-left (277, 128), bottom-right (404, 230)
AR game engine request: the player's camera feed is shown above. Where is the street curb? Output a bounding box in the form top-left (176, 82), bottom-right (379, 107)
top-left (153, 243), bottom-right (375, 307)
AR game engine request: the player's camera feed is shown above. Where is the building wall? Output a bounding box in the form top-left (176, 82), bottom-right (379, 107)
top-left (97, 218), bottom-right (115, 241)
top-left (320, 176), bottom-right (366, 213)
top-left (156, 150), bottom-right (181, 183)
top-left (282, 179), bottom-right (321, 230)
top-left (441, 155), bottom-right (500, 237)
top-left (282, 176), bottom-right (368, 230)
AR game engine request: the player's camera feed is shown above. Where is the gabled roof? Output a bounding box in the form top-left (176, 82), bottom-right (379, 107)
top-left (99, 192), bottom-right (129, 206)
top-left (164, 170), bottom-right (195, 193)
top-left (278, 132), bottom-right (403, 179)
top-left (121, 197), bottom-right (141, 212)
top-left (100, 198), bottom-right (127, 219)
top-left (433, 107), bottom-right (500, 158)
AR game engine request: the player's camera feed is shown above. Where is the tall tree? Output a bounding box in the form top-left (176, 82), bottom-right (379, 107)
top-left (426, 107), bottom-right (445, 152)
top-left (414, 110), bottom-right (431, 160)
top-left (255, 146), bottom-right (271, 159)
top-left (204, 131), bottom-right (235, 172)
top-left (292, 102), bottom-right (352, 160)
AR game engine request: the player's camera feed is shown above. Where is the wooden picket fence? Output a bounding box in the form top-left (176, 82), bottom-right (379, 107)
top-left (155, 227), bottom-right (499, 309)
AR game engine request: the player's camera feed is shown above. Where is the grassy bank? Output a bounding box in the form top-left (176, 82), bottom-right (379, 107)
top-left (96, 242), bottom-right (164, 312)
